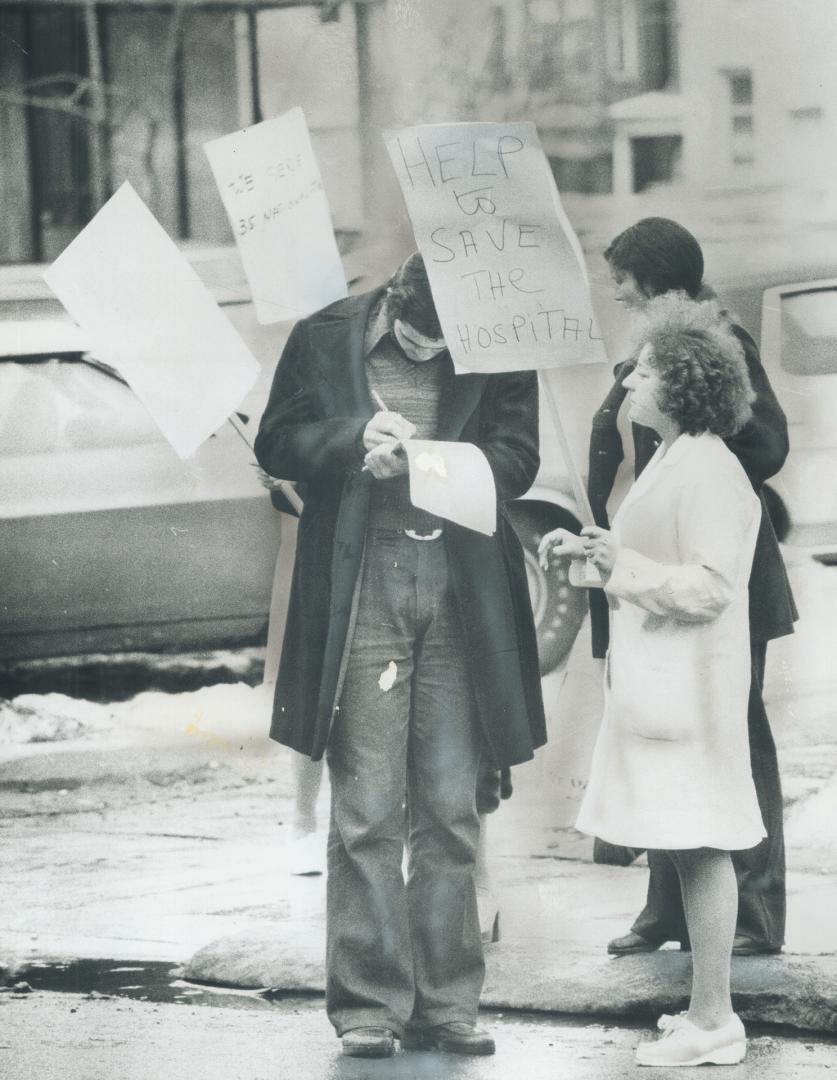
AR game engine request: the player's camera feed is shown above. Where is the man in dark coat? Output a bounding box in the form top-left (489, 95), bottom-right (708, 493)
top-left (254, 253), bottom-right (546, 1058)
top-left (587, 218), bottom-right (797, 957)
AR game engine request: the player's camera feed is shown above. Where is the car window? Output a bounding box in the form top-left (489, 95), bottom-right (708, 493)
top-left (781, 289), bottom-right (837, 376)
top-left (0, 356), bottom-right (162, 456)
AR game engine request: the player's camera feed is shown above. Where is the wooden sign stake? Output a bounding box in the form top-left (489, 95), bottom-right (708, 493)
top-left (538, 369), bottom-right (603, 589)
top-left (228, 414), bottom-right (304, 515)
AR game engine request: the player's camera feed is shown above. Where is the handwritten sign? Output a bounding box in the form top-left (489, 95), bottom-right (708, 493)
top-left (384, 121), bottom-right (607, 374)
top-left (204, 108), bottom-right (347, 324)
top-left (44, 182), bottom-right (260, 459)
top-left (404, 439), bottom-right (496, 535)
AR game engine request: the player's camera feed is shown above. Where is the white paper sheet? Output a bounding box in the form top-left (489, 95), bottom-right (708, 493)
top-left (384, 121), bottom-right (608, 374)
top-left (404, 439), bottom-right (496, 536)
top-left (204, 108), bottom-right (347, 324)
top-left (43, 182), bottom-right (260, 460)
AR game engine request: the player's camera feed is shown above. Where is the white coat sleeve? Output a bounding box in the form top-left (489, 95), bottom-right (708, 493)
top-left (605, 459), bottom-right (760, 622)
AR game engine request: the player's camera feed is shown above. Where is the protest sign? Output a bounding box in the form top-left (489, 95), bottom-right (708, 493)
top-left (204, 108), bottom-right (347, 324)
top-left (404, 439), bottom-right (496, 535)
top-left (384, 121), bottom-right (607, 374)
top-left (44, 181), bottom-right (260, 460)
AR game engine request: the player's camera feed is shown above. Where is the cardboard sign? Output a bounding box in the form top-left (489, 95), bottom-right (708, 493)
top-left (404, 439), bottom-right (496, 535)
top-left (43, 182), bottom-right (260, 459)
top-left (384, 121), bottom-right (607, 374)
top-left (204, 108), bottom-right (347, 324)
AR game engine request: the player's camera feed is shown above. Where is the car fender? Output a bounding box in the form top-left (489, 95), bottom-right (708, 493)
top-left (513, 484), bottom-right (582, 527)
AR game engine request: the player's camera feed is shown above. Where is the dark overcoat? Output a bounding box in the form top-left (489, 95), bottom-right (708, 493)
top-left (587, 321), bottom-right (798, 658)
top-left (254, 288), bottom-right (547, 768)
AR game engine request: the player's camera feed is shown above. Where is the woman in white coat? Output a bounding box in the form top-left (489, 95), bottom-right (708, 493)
top-left (541, 294), bottom-right (764, 1067)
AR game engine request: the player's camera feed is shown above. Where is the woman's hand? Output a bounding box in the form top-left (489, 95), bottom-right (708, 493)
top-left (581, 525), bottom-right (619, 578)
top-left (254, 466), bottom-right (284, 492)
top-left (538, 527), bottom-right (586, 569)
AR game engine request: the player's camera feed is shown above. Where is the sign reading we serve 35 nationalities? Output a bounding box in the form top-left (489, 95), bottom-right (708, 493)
top-left (384, 121), bottom-right (607, 374)
top-left (204, 107), bottom-right (347, 325)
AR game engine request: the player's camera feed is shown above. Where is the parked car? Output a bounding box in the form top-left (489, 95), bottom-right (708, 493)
top-left (0, 251), bottom-right (288, 663)
top-left (756, 275), bottom-right (837, 556)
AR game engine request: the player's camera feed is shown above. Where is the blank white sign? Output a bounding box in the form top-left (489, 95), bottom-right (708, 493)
top-left (43, 182), bottom-right (260, 459)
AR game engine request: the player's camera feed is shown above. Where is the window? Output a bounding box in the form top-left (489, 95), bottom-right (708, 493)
top-left (528, 21), bottom-right (561, 92)
top-left (562, 19), bottom-right (593, 81)
top-left (724, 68), bottom-right (754, 166)
top-left (0, 4), bottom-right (248, 264)
top-left (781, 290), bottom-right (837, 377)
top-left (631, 135), bottom-right (682, 192)
top-left (0, 353), bottom-right (161, 457)
top-left (527, 1), bottom-right (594, 92)
top-left (790, 106), bottom-right (823, 123)
top-left (605, 0), bottom-right (639, 80)
top-left (485, 6), bottom-right (512, 93)
top-left (728, 71), bottom-right (753, 106)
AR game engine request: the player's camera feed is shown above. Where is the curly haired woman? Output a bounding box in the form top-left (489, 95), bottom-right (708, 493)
top-left (542, 294), bottom-right (764, 1066)
top-left (579, 219), bottom-right (793, 961)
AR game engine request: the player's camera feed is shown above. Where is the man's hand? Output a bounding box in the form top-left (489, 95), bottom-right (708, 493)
top-left (364, 441), bottom-right (408, 479)
top-left (363, 410), bottom-right (416, 452)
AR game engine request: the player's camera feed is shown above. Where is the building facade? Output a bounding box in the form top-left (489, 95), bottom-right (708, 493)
top-left (1, 0), bottom-right (835, 268)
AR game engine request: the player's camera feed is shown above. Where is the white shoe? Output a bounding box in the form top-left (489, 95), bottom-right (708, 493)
top-left (635, 1014), bottom-right (746, 1067)
top-left (285, 830), bottom-right (326, 876)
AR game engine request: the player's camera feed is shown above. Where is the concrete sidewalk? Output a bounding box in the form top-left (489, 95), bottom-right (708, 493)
top-left (182, 732), bottom-right (837, 1036)
top-left (1, 680), bottom-right (836, 1037)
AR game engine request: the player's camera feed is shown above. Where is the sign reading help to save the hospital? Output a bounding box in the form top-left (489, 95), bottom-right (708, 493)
top-left (384, 122), bottom-right (607, 374)
top-left (43, 182), bottom-right (260, 459)
top-left (204, 107), bottom-right (347, 324)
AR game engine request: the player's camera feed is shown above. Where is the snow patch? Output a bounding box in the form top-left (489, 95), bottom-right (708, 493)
top-left (1, 682), bottom-right (275, 752)
top-left (785, 776), bottom-right (837, 857)
top-left (0, 694), bottom-right (112, 744)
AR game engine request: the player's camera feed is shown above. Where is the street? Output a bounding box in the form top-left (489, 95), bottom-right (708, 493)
top-left (2, 989), bottom-right (836, 1080)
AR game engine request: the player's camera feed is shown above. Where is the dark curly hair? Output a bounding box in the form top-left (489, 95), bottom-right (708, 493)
top-left (386, 252), bottom-right (443, 339)
top-left (634, 294), bottom-right (755, 437)
top-left (604, 217), bottom-right (704, 299)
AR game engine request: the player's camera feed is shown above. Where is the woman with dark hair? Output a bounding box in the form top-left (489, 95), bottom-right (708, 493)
top-left (542, 295), bottom-right (766, 1065)
top-left (604, 216), bottom-right (705, 300)
top-left (577, 218), bottom-right (795, 962)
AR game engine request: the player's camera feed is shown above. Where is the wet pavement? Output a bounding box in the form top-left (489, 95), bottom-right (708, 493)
top-left (1, 988), bottom-right (836, 1080)
top-left (8, 958), bottom-right (274, 1010)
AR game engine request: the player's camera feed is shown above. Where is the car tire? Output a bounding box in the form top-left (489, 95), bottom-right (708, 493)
top-left (507, 503), bottom-right (589, 675)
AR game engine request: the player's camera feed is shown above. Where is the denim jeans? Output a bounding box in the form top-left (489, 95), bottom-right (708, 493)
top-left (325, 530), bottom-right (484, 1036)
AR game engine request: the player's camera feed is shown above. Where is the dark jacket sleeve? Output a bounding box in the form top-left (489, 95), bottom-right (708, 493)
top-left (476, 370), bottom-right (540, 502)
top-left (724, 324), bottom-right (789, 488)
top-left (588, 361), bottom-right (631, 526)
top-left (254, 320), bottom-right (365, 484)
